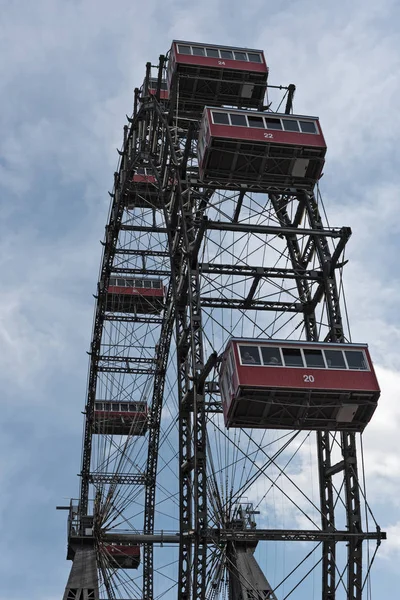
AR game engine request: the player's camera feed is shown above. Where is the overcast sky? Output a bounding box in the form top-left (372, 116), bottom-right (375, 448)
top-left (0, 0), bottom-right (399, 598)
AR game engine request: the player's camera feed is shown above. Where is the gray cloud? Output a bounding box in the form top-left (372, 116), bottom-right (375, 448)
top-left (0, 0), bottom-right (399, 597)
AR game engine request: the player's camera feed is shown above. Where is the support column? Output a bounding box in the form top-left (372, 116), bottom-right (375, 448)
top-left (63, 547), bottom-right (99, 600)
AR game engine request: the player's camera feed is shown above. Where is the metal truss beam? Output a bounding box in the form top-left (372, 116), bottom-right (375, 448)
top-left (159, 111), bottom-right (208, 599)
top-left (342, 431), bottom-right (363, 600)
top-left (104, 528), bottom-right (385, 544)
top-left (97, 355), bottom-right (156, 364)
top-left (103, 314), bottom-right (163, 324)
top-left (97, 366), bottom-right (155, 374)
top-left (200, 297), bottom-right (302, 312)
top-left (79, 149), bottom-right (132, 516)
top-left (114, 249), bottom-right (169, 257)
top-left (89, 473), bottom-right (148, 485)
top-left (200, 262), bottom-right (322, 280)
top-left (188, 176), bottom-right (326, 193)
top-left (206, 219), bottom-right (349, 239)
top-left (120, 225), bottom-right (168, 233)
top-left (111, 267), bottom-right (170, 276)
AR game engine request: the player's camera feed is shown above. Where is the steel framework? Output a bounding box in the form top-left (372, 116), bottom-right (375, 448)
top-left (60, 44), bottom-right (385, 600)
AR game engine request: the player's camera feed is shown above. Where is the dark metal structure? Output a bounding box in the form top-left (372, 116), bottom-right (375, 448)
top-left (60, 41), bottom-right (385, 600)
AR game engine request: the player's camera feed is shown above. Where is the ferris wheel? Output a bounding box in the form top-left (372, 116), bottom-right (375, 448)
top-left (60, 40), bottom-right (386, 600)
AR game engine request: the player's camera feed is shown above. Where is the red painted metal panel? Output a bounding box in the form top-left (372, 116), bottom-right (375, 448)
top-left (132, 174), bottom-right (157, 184)
top-left (149, 89), bottom-right (169, 100)
top-left (228, 340), bottom-right (379, 393)
top-left (236, 364), bottom-right (379, 392)
top-left (94, 411), bottom-right (147, 419)
top-left (174, 53), bottom-right (267, 73)
top-left (205, 113), bottom-right (326, 149)
top-left (210, 123), bottom-right (325, 148)
top-left (107, 286), bottom-right (164, 298)
top-left (105, 544), bottom-right (140, 557)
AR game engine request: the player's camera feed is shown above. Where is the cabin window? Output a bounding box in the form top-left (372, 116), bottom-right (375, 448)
top-left (229, 350), bottom-right (236, 378)
top-left (112, 404), bottom-right (120, 412)
top-left (95, 403), bottom-right (103, 410)
top-left (261, 347), bottom-right (282, 366)
top-left (109, 278), bottom-right (116, 286)
top-left (161, 81), bottom-right (168, 90)
top-left (198, 134), bottom-right (205, 160)
top-left (126, 280), bottom-right (134, 288)
top-left (345, 351), bottom-right (367, 370)
top-left (324, 349), bottom-right (346, 369)
top-left (220, 50), bottom-right (234, 59)
top-left (299, 121), bottom-right (317, 134)
top-left (152, 280), bottom-right (161, 289)
top-left (135, 280), bottom-right (143, 287)
top-left (129, 404), bottom-right (136, 412)
top-left (247, 52), bottom-right (262, 63)
top-left (206, 48), bottom-right (219, 58)
top-left (104, 403), bottom-right (111, 411)
top-left (137, 167), bottom-right (145, 175)
top-left (177, 45), bottom-right (191, 54)
top-left (282, 348), bottom-right (304, 367)
top-left (117, 278), bottom-right (125, 287)
top-left (192, 46), bottom-right (205, 56)
top-left (282, 119), bottom-right (300, 132)
top-left (220, 376), bottom-right (229, 403)
top-left (304, 349), bottom-right (325, 368)
top-left (230, 113), bottom-right (247, 126)
top-left (121, 403), bottom-right (128, 411)
top-left (137, 404), bottom-right (145, 412)
top-left (234, 51), bottom-right (247, 61)
top-left (248, 115), bottom-right (265, 128)
top-left (212, 112), bottom-right (230, 125)
top-left (265, 117), bottom-right (282, 130)
top-left (239, 345), bottom-right (261, 365)
top-left (144, 280), bottom-right (152, 288)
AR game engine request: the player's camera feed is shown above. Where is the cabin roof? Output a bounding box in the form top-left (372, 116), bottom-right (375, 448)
top-left (227, 338), bottom-right (368, 349)
top-left (204, 107), bottom-right (320, 121)
top-left (171, 40), bottom-right (264, 53)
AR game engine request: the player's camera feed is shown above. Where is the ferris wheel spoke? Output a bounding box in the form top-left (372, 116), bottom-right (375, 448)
top-left (209, 421), bottom-right (322, 530)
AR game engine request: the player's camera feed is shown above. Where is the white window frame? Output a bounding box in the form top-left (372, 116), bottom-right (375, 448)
top-left (298, 120), bottom-right (319, 135)
top-left (211, 110), bottom-right (230, 125)
top-left (260, 346), bottom-right (284, 367)
top-left (264, 116), bottom-right (283, 131)
top-left (342, 349), bottom-right (370, 372)
top-left (228, 113), bottom-right (248, 127)
top-left (238, 344), bottom-right (263, 366)
top-left (178, 44), bottom-right (261, 64)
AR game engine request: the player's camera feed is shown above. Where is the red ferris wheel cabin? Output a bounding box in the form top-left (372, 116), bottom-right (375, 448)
top-left (124, 167), bottom-right (161, 209)
top-left (93, 401), bottom-right (148, 436)
top-left (167, 40), bottom-right (268, 111)
top-left (219, 339), bottom-right (380, 432)
top-left (102, 543), bottom-right (140, 569)
top-left (198, 108), bottom-right (327, 189)
top-left (106, 277), bottom-right (165, 314)
top-left (144, 77), bottom-right (169, 100)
